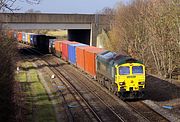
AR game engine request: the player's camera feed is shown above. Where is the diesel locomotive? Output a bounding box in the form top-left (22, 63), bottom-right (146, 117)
top-left (96, 51), bottom-right (145, 99)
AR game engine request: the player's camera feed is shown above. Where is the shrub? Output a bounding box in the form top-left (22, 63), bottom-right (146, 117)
top-left (0, 31), bottom-right (17, 122)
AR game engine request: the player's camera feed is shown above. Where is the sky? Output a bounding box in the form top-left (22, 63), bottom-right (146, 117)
top-left (13, 0), bottom-right (131, 14)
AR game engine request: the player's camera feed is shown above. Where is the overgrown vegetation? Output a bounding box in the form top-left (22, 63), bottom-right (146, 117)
top-left (16, 62), bottom-right (56, 122)
top-left (0, 31), bottom-right (17, 121)
top-left (0, 1), bottom-right (41, 121)
top-left (104, 0), bottom-right (180, 79)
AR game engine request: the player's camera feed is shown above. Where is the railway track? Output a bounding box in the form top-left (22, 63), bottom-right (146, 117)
top-left (36, 59), bottom-right (100, 122)
top-left (58, 60), bottom-right (170, 122)
top-left (61, 63), bottom-right (169, 122)
top-left (20, 48), bottom-right (99, 122)
top-left (20, 44), bottom-right (170, 122)
top-left (126, 101), bottom-right (169, 122)
top-left (21, 46), bottom-right (126, 122)
top-left (52, 58), bottom-right (169, 122)
top-left (59, 64), bottom-right (139, 121)
top-left (54, 61), bottom-right (127, 122)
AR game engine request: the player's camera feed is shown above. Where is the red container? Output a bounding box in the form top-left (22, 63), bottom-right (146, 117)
top-left (61, 41), bottom-right (78, 61)
top-left (84, 47), bottom-right (104, 77)
top-left (76, 46), bottom-right (95, 70)
top-left (17, 32), bottom-right (22, 42)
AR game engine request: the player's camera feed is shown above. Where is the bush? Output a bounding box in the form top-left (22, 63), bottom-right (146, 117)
top-left (0, 31), bottom-right (17, 122)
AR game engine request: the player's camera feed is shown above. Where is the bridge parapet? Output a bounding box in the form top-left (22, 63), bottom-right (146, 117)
top-left (0, 13), bottom-right (97, 24)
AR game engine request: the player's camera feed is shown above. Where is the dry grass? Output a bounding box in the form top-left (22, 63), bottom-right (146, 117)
top-left (47, 30), bottom-right (67, 37)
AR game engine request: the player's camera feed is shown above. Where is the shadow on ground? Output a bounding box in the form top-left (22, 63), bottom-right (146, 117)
top-left (144, 75), bottom-right (180, 102)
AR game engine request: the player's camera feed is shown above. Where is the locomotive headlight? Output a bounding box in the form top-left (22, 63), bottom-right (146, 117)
top-left (119, 82), bottom-right (125, 85)
top-left (138, 82), bottom-right (145, 85)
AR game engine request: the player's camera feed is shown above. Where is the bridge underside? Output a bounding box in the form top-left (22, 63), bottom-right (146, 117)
top-left (68, 29), bottom-right (90, 45)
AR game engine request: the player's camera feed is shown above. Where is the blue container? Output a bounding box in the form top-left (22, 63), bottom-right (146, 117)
top-left (30, 34), bottom-right (33, 45)
top-left (30, 34), bottom-right (38, 46)
top-left (68, 43), bottom-right (88, 65)
top-left (30, 34), bottom-right (35, 46)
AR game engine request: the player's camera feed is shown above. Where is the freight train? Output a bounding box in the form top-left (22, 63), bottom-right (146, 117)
top-left (10, 31), bottom-right (146, 100)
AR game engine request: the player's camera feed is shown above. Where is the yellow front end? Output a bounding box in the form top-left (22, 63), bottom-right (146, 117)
top-left (115, 63), bottom-right (145, 98)
top-left (27, 34), bottom-right (31, 44)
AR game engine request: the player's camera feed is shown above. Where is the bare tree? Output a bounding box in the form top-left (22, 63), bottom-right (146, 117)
top-left (0, 0), bottom-right (40, 12)
top-left (0, 0), bottom-right (41, 121)
top-left (109, 0), bottom-right (180, 78)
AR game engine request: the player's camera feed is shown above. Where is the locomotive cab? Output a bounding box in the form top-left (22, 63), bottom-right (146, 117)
top-left (115, 63), bottom-right (145, 99)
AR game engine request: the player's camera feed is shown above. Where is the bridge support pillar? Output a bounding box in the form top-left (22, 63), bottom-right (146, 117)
top-left (90, 23), bottom-right (98, 46)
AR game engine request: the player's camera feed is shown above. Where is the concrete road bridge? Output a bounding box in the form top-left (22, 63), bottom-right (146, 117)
top-left (0, 13), bottom-right (110, 46)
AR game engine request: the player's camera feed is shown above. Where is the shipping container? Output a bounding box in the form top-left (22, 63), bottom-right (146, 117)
top-left (30, 34), bottom-right (36, 45)
top-left (68, 43), bottom-right (88, 65)
top-left (22, 32), bottom-right (26, 43)
top-left (37, 35), bottom-right (56, 53)
top-left (13, 31), bottom-right (17, 39)
top-left (49, 39), bottom-right (56, 54)
top-left (46, 36), bottom-right (56, 53)
top-left (25, 33), bottom-right (29, 44)
top-left (59, 41), bottom-right (63, 52)
top-left (32, 35), bottom-right (38, 47)
top-left (37, 35), bottom-right (47, 51)
top-left (76, 46), bottom-right (95, 70)
top-left (27, 33), bottom-right (34, 44)
top-left (17, 32), bottom-right (22, 42)
top-left (54, 41), bottom-right (62, 57)
top-left (84, 47), bottom-right (104, 77)
top-left (30, 34), bottom-right (44, 47)
top-left (61, 41), bottom-right (78, 61)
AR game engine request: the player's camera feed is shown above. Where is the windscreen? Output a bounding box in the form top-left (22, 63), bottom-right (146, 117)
top-left (119, 66), bottom-right (130, 75)
top-left (132, 66), bottom-right (143, 74)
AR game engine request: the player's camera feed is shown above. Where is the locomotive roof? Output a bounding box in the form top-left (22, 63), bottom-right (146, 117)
top-left (97, 51), bottom-right (143, 65)
top-left (97, 51), bottom-right (116, 62)
top-left (114, 54), bottom-right (143, 65)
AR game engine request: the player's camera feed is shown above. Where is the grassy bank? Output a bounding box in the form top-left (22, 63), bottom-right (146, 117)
top-left (16, 62), bottom-right (56, 122)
